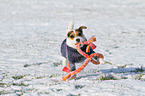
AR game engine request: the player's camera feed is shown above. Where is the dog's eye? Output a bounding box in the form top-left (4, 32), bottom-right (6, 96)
top-left (75, 30), bottom-right (82, 37)
top-left (78, 33), bottom-right (82, 36)
top-left (67, 31), bottom-right (75, 39)
top-left (70, 35), bottom-right (74, 38)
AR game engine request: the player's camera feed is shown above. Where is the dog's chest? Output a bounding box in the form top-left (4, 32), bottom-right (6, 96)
top-left (67, 46), bottom-right (86, 63)
top-left (61, 39), bottom-right (86, 63)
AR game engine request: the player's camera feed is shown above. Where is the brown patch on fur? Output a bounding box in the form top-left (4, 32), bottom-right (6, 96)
top-left (75, 26), bottom-right (87, 32)
top-left (67, 31), bottom-right (75, 40)
top-left (75, 26), bottom-right (87, 37)
top-left (79, 26), bottom-right (87, 30)
top-left (75, 30), bottom-right (83, 37)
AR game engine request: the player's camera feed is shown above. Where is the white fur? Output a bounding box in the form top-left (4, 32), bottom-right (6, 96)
top-left (66, 34), bottom-right (86, 49)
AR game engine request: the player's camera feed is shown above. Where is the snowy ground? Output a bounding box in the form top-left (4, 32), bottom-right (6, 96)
top-left (0, 0), bottom-right (145, 96)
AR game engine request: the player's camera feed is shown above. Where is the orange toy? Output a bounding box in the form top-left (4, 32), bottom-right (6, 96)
top-left (62, 37), bottom-right (104, 81)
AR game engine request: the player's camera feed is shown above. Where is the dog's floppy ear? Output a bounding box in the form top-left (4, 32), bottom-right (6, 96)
top-left (79, 26), bottom-right (87, 30)
top-left (76, 26), bottom-right (87, 32)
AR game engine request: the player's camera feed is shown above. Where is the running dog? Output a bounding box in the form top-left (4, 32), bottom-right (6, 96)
top-left (61, 22), bottom-right (104, 79)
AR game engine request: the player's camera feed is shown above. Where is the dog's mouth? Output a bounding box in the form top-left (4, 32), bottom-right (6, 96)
top-left (75, 43), bottom-right (84, 48)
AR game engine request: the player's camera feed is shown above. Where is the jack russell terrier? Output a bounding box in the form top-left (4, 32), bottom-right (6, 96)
top-left (61, 22), bottom-right (104, 79)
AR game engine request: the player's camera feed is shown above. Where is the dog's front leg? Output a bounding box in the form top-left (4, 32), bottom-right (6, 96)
top-left (69, 62), bottom-right (76, 71)
top-left (69, 61), bottom-right (76, 79)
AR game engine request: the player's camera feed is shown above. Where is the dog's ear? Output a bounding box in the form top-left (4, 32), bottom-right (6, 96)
top-left (68, 22), bottom-right (74, 31)
top-left (79, 26), bottom-right (87, 30)
top-left (76, 26), bottom-right (87, 32)
top-left (66, 22), bottom-right (74, 34)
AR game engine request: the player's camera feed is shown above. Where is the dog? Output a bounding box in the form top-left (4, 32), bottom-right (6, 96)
top-left (61, 22), bottom-right (104, 79)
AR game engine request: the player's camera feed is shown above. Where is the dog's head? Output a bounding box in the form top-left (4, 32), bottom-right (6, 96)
top-left (66, 22), bottom-right (87, 49)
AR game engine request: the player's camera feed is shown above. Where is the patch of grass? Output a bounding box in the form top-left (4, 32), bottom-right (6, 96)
top-left (53, 62), bottom-right (62, 67)
top-left (0, 83), bottom-right (11, 88)
top-left (24, 62), bottom-right (45, 68)
top-left (105, 61), bottom-right (133, 68)
top-left (12, 82), bottom-right (30, 87)
top-left (0, 90), bottom-right (9, 95)
top-left (117, 65), bottom-right (128, 68)
top-left (38, 92), bottom-right (50, 95)
top-left (49, 75), bottom-right (53, 78)
top-left (56, 89), bottom-right (62, 92)
top-left (121, 77), bottom-right (128, 79)
top-left (14, 90), bottom-right (24, 96)
top-left (24, 64), bottom-right (30, 67)
top-left (0, 73), bottom-right (8, 81)
top-left (49, 74), bottom-right (61, 78)
top-left (49, 83), bottom-right (57, 86)
top-left (135, 74), bottom-right (145, 80)
top-left (131, 66), bottom-right (144, 73)
top-left (36, 76), bottom-right (44, 79)
top-left (12, 75), bottom-right (25, 80)
top-left (0, 83), bottom-right (5, 87)
top-left (67, 93), bottom-right (81, 96)
top-left (99, 74), bottom-right (118, 81)
top-left (75, 85), bottom-right (85, 89)
top-left (135, 66), bottom-right (144, 72)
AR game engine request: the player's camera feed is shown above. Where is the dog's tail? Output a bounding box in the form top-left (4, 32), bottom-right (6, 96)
top-left (67, 21), bottom-right (74, 31)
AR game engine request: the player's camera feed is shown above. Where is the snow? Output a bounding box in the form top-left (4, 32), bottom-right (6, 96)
top-left (0, 0), bottom-right (145, 96)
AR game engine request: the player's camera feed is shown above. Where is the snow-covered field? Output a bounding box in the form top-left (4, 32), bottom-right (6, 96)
top-left (0, 0), bottom-right (145, 96)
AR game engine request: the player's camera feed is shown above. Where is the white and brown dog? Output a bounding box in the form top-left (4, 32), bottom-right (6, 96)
top-left (61, 22), bottom-right (104, 79)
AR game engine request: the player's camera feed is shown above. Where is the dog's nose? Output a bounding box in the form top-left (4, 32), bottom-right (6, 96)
top-left (76, 38), bottom-right (80, 42)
